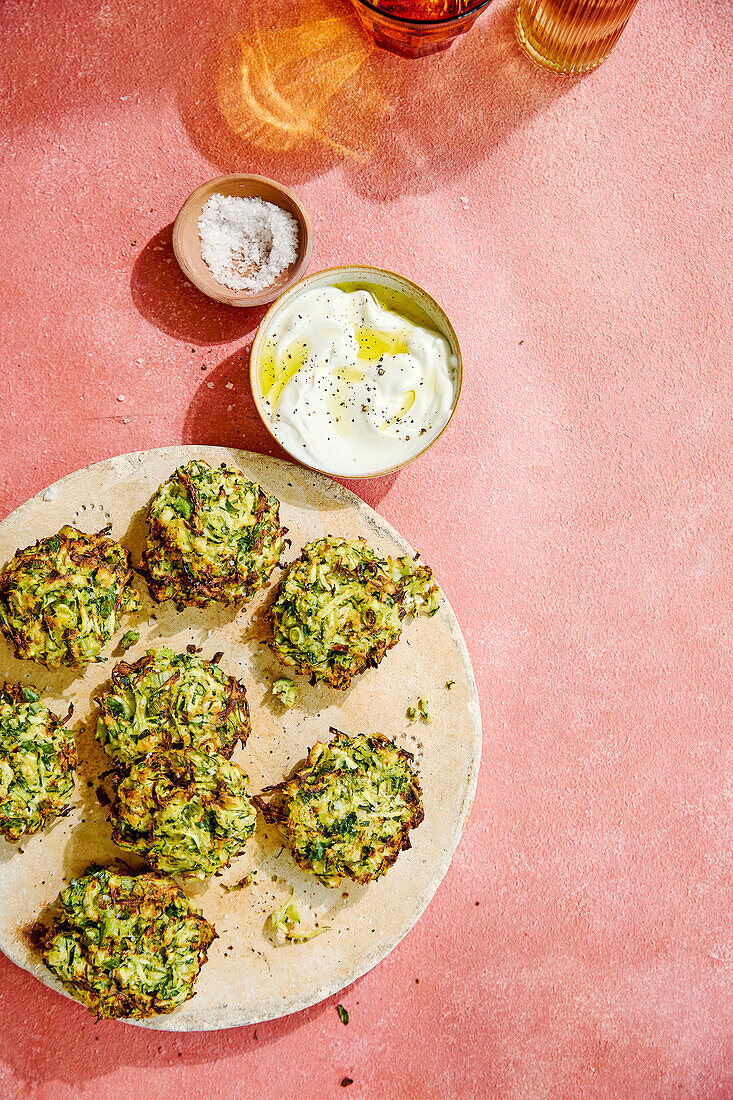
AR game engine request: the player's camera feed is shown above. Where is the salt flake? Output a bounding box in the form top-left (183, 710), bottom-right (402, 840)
top-left (198, 194), bottom-right (298, 293)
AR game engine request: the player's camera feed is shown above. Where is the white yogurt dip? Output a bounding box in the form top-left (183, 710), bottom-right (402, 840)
top-left (258, 285), bottom-right (458, 477)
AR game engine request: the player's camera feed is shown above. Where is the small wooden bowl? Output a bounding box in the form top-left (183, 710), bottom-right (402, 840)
top-left (172, 174), bottom-right (314, 307)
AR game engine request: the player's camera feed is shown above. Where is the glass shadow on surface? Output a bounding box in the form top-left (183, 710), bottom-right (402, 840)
top-left (177, 0), bottom-right (571, 201)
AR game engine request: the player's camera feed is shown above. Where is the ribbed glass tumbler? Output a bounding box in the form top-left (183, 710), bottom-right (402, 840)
top-left (516, 0), bottom-right (640, 75)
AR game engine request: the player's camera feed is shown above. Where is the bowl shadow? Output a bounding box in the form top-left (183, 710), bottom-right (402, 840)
top-left (183, 347), bottom-right (403, 510)
top-left (182, 346), bottom-right (282, 455)
top-left (130, 225), bottom-right (265, 345)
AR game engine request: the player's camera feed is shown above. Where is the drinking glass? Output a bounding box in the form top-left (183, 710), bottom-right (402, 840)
top-left (515, 0), bottom-right (641, 75)
top-left (351, 0), bottom-right (494, 58)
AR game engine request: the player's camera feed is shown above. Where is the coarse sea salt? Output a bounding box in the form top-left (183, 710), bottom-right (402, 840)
top-left (198, 194), bottom-right (299, 293)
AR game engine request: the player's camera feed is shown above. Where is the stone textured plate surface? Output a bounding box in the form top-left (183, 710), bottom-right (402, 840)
top-left (0, 446), bottom-right (481, 1031)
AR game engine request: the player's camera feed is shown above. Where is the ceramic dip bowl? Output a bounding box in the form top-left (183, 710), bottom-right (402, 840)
top-left (249, 265), bottom-right (463, 479)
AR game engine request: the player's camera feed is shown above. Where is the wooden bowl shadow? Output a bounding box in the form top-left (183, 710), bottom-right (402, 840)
top-left (130, 225), bottom-right (263, 345)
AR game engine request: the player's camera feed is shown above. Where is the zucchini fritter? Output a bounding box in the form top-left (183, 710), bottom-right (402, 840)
top-left (0, 684), bottom-right (76, 842)
top-left (36, 865), bottom-right (216, 1019)
top-left (142, 460), bottom-right (286, 608)
top-left (0, 525), bottom-right (139, 669)
top-left (95, 648), bottom-right (250, 765)
top-left (108, 749), bottom-right (257, 878)
top-left (267, 536), bottom-right (439, 689)
top-left (258, 730), bottom-right (424, 887)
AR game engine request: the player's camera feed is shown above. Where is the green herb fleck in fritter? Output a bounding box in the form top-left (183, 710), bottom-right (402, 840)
top-left (108, 749), bottom-right (257, 878)
top-left (258, 729), bottom-right (424, 887)
top-left (35, 865), bottom-right (216, 1019)
top-left (95, 648), bottom-right (250, 765)
top-left (272, 677), bottom-right (296, 708)
top-left (119, 629), bottom-right (140, 650)
top-left (0, 683), bottom-right (76, 842)
top-left (143, 460), bottom-right (286, 608)
top-left (267, 537), bottom-right (440, 690)
top-left (269, 888), bottom-right (328, 944)
top-left (0, 526), bottom-right (139, 669)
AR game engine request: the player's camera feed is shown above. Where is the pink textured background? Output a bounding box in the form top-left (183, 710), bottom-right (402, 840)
top-left (1, 0), bottom-right (731, 1096)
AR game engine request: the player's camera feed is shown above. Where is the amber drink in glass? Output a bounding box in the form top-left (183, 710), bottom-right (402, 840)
top-left (516, 0), bottom-right (640, 75)
top-left (351, 0), bottom-right (494, 58)
top-left (374, 0), bottom-right (476, 12)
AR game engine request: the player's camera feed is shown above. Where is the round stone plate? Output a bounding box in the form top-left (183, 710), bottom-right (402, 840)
top-left (0, 446), bottom-right (481, 1031)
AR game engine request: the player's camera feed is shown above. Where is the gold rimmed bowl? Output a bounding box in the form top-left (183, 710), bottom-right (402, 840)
top-left (249, 265), bottom-right (463, 479)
